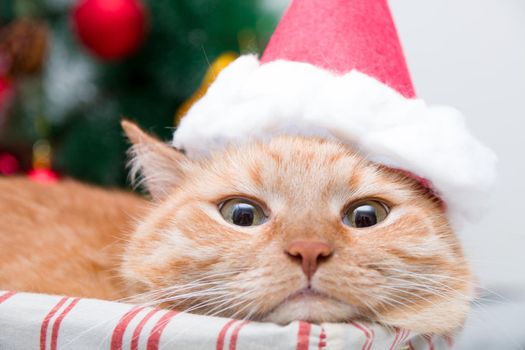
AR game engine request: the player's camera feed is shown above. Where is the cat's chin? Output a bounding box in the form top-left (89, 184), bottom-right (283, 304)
top-left (261, 288), bottom-right (358, 324)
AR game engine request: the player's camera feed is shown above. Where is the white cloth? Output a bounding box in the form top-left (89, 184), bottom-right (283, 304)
top-left (0, 291), bottom-right (452, 349)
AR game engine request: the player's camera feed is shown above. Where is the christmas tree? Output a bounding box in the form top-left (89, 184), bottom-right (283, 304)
top-left (0, 0), bottom-right (278, 186)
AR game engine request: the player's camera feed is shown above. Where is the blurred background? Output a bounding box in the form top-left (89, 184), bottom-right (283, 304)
top-left (0, 0), bottom-right (279, 185)
top-left (1, 0), bottom-right (524, 348)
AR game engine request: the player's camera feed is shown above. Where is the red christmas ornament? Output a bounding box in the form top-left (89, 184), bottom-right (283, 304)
top-left (72, 0), bottom-right (147, 60)
top-left (0, 76), bottom-right (14, 121)
top-left (28, 168), bottom-right (59, 183)
top-left (0, 76), bottom-right (13, 108)
top-left (0, 152), bottom-right (19, 175)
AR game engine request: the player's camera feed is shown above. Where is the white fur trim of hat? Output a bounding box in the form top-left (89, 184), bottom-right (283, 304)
top-left (173, 56), bottom-right (496, 228)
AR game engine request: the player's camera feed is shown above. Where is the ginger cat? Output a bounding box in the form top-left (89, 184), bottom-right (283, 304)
top-left (0, 121), bottom-right (473, 335)
top-left (0, 177), bottom-right (146, 299)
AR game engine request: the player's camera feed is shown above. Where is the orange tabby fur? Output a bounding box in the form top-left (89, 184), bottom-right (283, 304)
top-left (0, 178), bottom-right (146, 299)
top-left (0, 121), bottom-right (474, 335)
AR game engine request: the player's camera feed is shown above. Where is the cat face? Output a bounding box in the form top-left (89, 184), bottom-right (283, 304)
top-left (120, 121), bottom-right (473, 335)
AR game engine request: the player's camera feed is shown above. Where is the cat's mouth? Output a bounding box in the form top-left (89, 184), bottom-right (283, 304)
top-left (286, 287), bottom-right (331, 301)
top-left (261, 287), bottom-right (359, 324)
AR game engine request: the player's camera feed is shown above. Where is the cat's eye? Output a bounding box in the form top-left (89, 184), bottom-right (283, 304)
top-left (343, 200), bottom-right (389, 228)
top-left (219, 198), bottom-right (267, 227)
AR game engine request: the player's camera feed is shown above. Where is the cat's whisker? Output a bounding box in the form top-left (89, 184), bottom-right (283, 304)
top-left (368, 266), bottom-right (476, 299)
top-left (243, 298), bottom-right (265, 321)
top-left (380, 284), bottom-right (448, 309)
top-left (144, 281), bottom-right (260, 315)
top-left (229, 299), bottom-right (260, 321)
top-left (197, 287), bottom-right (265, 319)
top-left (207, 296), bottom-right (255, 320)
top-left (381, 282), bottom-right (490, 318)
top-left (378, 271), bottom-right (495, 309)
top-left (382, 278), bottom-right (468, 302)
top-left (176, 295), bottom-right (241, 317)
top-left (358, 298), bottom-right (386, 323)
top-left (169, 294), bottom-right (235, 315)
top-left (372, 294), bottom-right (405, 314)
top-left (121, 289), bottom-right (223, 310)
top-left (138, 287), bottom-right (236, 308)
top-left (117, 269), bottom-right (252, 304)
top-left (205, 300), bottom-right (249, 319)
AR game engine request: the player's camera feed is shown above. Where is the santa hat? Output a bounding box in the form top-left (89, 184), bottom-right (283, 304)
top-left (172, 0), bottom-right (496, 227)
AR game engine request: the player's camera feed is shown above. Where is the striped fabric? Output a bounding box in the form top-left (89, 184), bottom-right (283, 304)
top-left (0, 291), bottom-right (453, 349)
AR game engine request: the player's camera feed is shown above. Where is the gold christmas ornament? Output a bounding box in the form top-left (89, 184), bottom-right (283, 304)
top-left (175, 52), bottom-right (238, 125)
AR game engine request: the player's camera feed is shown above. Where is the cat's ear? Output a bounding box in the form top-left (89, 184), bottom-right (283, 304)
top-left (121, 119), bottom-right (188, 200)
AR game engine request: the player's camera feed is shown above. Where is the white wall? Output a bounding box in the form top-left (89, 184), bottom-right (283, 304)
top-left (389, 0), bottom-right (525, 294)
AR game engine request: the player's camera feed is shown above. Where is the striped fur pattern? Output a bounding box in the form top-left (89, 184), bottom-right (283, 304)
top-left (0, 178), bottom-right (146, 300)
top-left (120, 122), bottom-right (473, 335)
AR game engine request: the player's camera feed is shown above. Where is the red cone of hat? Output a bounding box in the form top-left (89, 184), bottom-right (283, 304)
top-left (261, 0), bottom-right (415, 98)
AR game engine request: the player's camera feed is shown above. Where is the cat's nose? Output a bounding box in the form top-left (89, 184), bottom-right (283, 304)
top-left (286, 241), bottom-right (333, 280)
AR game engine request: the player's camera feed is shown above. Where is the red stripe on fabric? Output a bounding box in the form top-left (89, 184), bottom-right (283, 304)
top-left (389, 327), bottom-right (401, 350)
top-left (408, 340), bottom-right (415, 350)
top-left (130, 308), bottom-right (161, 350)
top-left (424, 335), bottom-right (435, 350)
top-left (146, 310), bottom-right (178, 350)
top-left (444, 335), bottom-right (454, 347)
top-left (399, 329), bottom-right (410, 348)
top-left (110, 306), bottom-right (145, 350)
top-left (229, 320), bottom-right (249, 350)
top-left (363, 323), bottom-right (375, 350)
top-left (40, 297), bottom-right (69, 350)
top-left (216, 319), bottom-right (237, 350)
top-left (0, 291), bottom-right (16, 304)
top-left (296, 321), bottom-right (311, 350)
top-left (50, 298), bottom-right (80, 350)
top-left (317, 327), bottom-right (326, 349)
top-left (349, 321), bottom-right (373, 350)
